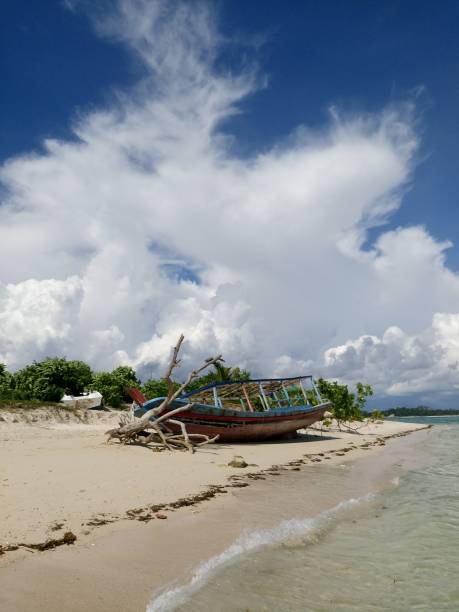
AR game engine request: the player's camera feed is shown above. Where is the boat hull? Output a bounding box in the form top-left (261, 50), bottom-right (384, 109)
top-left (137, 400), bottom-right (331, 442)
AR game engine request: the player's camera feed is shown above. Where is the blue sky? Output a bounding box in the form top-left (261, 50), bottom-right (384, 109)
top-left (2, 1), bottom-right (458, 265)
top-left (1, 1), bottom-right (459, 407)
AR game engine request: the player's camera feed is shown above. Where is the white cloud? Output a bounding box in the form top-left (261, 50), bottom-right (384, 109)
top-left (0, 0), bottom-right (458, 403)
top-left (323, 313), bottom-right (459, 397)
top-left (0, 277), bottom-right (83, 368)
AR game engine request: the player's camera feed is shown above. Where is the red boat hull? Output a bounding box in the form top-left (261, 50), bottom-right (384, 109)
top-left (166, 404), bottom-right (330, 442)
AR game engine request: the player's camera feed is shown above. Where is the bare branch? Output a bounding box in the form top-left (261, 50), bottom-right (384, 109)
top-left (164, 334), bottom-right (184, 400)
top-left (104, 334), bottom-right (223, 453)
top-left (154, 404), bottom-right (192, 424)
top-left (168, 419), bottom-right (194, 453)
top-left (151, 354), bottom-right (223, 419)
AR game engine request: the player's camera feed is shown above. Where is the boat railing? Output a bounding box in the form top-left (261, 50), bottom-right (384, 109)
top-left (189, 376), bottom-right (324, 412)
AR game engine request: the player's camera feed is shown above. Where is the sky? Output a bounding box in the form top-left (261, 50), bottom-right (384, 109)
top-left (0, 0), bottom-right (458, 408)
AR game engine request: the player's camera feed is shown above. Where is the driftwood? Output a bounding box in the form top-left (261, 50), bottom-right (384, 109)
top-left (105, 334), bottom-right (223, 452)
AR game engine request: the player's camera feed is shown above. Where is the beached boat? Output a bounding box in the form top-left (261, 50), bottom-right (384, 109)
top-left (60, 391), bottom-right (102, 410)
top-left (128, 376), bottom-right (331, 442)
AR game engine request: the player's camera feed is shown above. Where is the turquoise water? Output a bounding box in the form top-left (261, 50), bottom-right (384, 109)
top-left (389, 415), bottom-right (459, 425)
top-left (154, 420), bottom-right (459, 611)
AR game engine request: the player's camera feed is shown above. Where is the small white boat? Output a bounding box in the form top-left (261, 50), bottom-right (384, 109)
top-left (60, 391), bottom-right (102, 410)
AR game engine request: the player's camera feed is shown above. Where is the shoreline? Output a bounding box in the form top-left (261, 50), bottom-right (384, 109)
top-left (0, 419), bottom-right (430, 611)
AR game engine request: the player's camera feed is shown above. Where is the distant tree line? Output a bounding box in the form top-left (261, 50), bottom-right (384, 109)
top-left (0, 358), bottom-right (375, 421)
top-left (381, 406), bottom-right (459, 417)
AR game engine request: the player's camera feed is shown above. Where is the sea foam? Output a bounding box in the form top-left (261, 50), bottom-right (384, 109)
top-left (147, 492), bottom-right (376, 612)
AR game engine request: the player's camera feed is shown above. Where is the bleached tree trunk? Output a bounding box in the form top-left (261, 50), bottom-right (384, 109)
top-left (105, 335), bottom-right (223, 452)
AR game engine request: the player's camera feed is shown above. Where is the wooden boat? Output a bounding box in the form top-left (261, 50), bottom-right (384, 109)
top-left (129, 376), bottom-right (331, 442)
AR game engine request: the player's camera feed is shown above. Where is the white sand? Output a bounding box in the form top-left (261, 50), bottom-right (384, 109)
top-left (0, 416), bottom-right (425, 546)
top-left (0, 415), bottom-right (430, 612)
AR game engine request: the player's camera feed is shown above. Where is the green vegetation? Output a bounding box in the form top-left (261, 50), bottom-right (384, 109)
top-left (141, 378), bottom-right (172, 400)
top-left (90, 366), bottom-right (139, 408)
top-left (0, 359), bottom-right (252, 408)
top-left (0, 358), bottom-right (375, 422)
top-left (0, 359), bottom-right (137, 407)
top-left (186, 363), bottom-right (251, 392)
top-left (0, 364), bottom-right (13, 398)
top-left (0, 398), bottom-right (61, 409)
top-left (0, 358), bottom-right (92, 402)
top-left (141, 363), bottom-right (250, 401)
top-left (315, 378), bottom-right (374, 424)
top-left (382, 406), bottom-right (459, 417)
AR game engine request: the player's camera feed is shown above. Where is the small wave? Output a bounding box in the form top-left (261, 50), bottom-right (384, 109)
top-left (147, 492), bottom-right (376, 612)
top-left (391, 476), bottom-right (400, 486)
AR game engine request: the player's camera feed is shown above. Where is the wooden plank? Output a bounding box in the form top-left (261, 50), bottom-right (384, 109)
top-left (242, 384), bottom-right (254, 412)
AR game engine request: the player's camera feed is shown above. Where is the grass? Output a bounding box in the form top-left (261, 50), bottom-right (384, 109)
top-left (0, 399), bottom-right (64, 410)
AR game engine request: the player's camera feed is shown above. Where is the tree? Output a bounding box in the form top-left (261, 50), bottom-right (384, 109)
top-left (141, 362), bottom-right (250, 401)
top-left (186, 363), bottom-right (251, 392)
top-left (355, 382), bottom-right (374, 414)
top-left (11, 358), bottom-right (93, 402)
top-left (142, 378), bottom-right (174, 400)
top-left (315, 378), bottom-right (373, 427)
top-left (0, 364), bottom-right (13, 399)
top-left (91, 366), bottom-right (140, 408)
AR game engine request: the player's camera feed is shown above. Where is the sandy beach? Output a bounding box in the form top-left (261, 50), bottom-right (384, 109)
top-left (0, 411), bottom-right (429, 611)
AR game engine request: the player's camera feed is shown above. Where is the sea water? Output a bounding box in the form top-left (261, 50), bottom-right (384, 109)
top-left (151, 419), bottom-right (459, 611)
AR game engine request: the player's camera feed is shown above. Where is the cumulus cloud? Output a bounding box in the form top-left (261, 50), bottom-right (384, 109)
top-left (324, 313), bottom-right (459, 398)
top-left (0, 277), bottom-right (83, 368)
top-left (0, 0), bottom-right (458, 402)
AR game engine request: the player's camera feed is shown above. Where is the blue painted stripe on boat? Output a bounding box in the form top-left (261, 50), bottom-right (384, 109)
top-left (137, 397), bottom-right (324, 418)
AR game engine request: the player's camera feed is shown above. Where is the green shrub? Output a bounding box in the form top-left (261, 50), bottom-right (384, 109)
top-left (142, 378), bottom-right (172, 400)
top-left (316, 378), bottom-right (373, 424)
top-left (0, 364), bottom-right (14, 399)
top-left (8, 358), bottom-right (93, 402)
top-left (91, 366), bottom-right (139, 407)
top-left (186, 364), bottom-right (251, 392)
